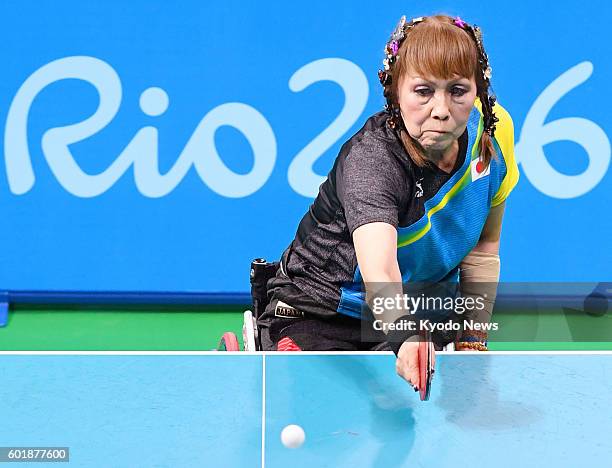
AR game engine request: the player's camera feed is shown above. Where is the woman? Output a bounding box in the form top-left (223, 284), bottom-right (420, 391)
top-left (257, 14), bottom-right (519, 390)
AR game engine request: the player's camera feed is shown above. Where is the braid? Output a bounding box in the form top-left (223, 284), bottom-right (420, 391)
top-left (477, 91), bottom-right (497, 164)
top-left (457, 23), bottom-right (499, 166)
top-left (464, 25), bottom-right (499, 139)
top-left (378, 16), bottom-right (423, 131)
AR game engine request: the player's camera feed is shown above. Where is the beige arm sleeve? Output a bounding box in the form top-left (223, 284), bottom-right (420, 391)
top-left (457, 250), bottom-right (501, 350)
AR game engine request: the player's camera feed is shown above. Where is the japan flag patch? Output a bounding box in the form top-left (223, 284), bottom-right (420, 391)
top-left (470, 157), bottom-right (490, 181)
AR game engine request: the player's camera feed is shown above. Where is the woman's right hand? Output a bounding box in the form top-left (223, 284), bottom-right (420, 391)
top-left (395, 339), bottom-right (421, 390)
top-left (396, 337), bottom-right (435, 391)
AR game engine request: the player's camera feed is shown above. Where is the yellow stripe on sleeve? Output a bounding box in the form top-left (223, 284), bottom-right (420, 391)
top-left (490, 103), bottom-right (520, 206)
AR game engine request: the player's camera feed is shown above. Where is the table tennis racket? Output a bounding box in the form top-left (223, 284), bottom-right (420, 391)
top-left (418, 330), bottom-right (434, 401)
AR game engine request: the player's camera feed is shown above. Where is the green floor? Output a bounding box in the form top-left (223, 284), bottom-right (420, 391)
top-left (489, 306), bottom-right (612, 350)
top-left (0, 308), bottom-right (245, 351)
top-left (1, 306), bottom-right (610, 351)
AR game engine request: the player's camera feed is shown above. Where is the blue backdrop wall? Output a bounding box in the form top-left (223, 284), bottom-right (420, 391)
top-left (0, 0), bottom-right (610, 293)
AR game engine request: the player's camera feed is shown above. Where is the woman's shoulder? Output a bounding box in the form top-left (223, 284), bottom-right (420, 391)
top-left (484, 100), bottom-right (520, 205)
top-left (492, 101), bottom-right (514, 139)
top-left (473, 99), bottom-right (514, 142)
top-left (492, 103), bottom-right (515, 157)
top-left (472, 99), bottom-right (515, 167)
top-left (340, 111), bottom-right (406, 165)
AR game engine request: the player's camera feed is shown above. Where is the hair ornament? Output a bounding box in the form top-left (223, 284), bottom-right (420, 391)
top-left (390, 16), bottom-right (407, 42)
top-left (380, 16), bottom-right (425, 87)
top-left (453, 17), bottom-right (467, 28)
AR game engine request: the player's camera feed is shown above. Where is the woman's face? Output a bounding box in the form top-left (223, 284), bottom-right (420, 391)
top-left (397, 70), bottom-right (477, 154)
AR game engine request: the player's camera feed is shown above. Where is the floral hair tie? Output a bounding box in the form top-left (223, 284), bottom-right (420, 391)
top-left (453, 17), bottom-right (467, 28)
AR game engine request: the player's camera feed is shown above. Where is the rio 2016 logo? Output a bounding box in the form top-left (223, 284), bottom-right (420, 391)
top-left (4, 56), bottom-right (610, 199)
top-left (515, 62), bottom-right (610, 199)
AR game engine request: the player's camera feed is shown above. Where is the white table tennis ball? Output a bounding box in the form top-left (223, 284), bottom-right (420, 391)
top-left (281, 424), bottom-right (305, 449)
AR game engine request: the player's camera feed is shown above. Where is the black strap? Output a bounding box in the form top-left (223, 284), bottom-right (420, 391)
top-left (250, 258), bottom-right (279, 319)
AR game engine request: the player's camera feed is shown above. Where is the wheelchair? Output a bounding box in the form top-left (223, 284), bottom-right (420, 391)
top-left (216, 259), bottom-right (468, 353)
top-left (218, 258), bottom-right (278, 351)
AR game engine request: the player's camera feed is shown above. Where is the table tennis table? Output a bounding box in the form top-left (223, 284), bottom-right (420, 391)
top-left (1, 352), bottom-right (610, 467)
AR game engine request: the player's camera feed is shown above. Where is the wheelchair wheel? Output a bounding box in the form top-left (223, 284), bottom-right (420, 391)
top-left (218, 332), bottom-right (240, 351)
top-left (243, 310), bottom-right (258, 351)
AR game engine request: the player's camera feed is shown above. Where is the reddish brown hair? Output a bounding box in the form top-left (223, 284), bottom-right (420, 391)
top-left (386, 15), bottom-right (496, 167)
